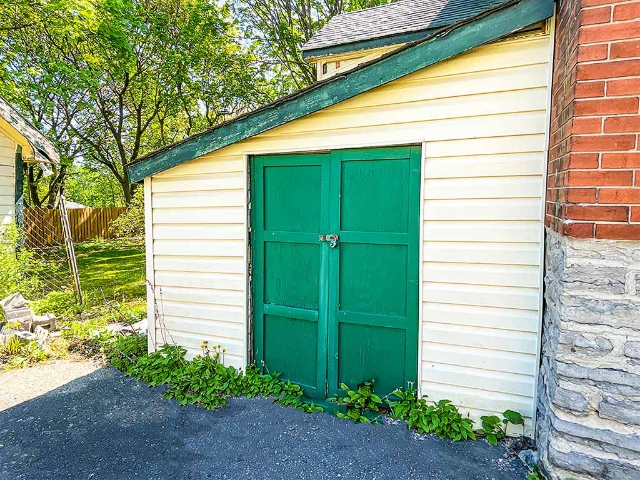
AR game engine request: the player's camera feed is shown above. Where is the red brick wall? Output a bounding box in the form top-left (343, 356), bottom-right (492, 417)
top-left (546, 0), bottom-right (640, 240)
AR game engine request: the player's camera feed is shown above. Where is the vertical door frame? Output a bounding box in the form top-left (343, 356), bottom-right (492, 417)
top-left (244, 154), bottom-right (251, 368)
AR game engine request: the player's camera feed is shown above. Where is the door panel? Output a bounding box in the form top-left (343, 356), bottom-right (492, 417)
top-left (328, 147), bottom-right (421, 398)
top-left (253, 154), bottom-right (330, 399)
top-left (340, 158), bottom-right (411, 233)
top-left (264, 242), bottom-right (320, 310)
top-left (253, 146), bottom-right (420, 400)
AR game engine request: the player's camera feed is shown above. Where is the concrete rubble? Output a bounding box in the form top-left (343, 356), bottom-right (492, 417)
top-left (0, 292), bottom-right (57, 347)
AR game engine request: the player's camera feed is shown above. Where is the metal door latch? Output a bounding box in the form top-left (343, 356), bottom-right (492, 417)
top-left (319, 234), bottom-right (339, 248)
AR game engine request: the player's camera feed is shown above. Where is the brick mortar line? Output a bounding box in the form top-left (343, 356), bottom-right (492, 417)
top-left (577, 56), bottom-right (640, 65)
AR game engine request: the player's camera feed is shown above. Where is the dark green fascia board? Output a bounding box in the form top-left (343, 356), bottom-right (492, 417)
top-left (128, 0), bottom-right (553, 183)
top-left (14, 146), bottom-right (24, 227)
top-left (301, 27), bottom-right (439, 60)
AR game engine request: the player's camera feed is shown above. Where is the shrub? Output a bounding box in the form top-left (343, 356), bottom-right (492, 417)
top-left (106, 337), bottom-right (322, 414)
top-left (389, 386), bottom-right (476, 441)
top-left (332, 381), bottom-right (382, 423)
top-left (0, 224), bottom-right (48, 301)
top-left (476, 410), bottom-right (525, 446)
top-left (110, 188), bottom-right (144, 239)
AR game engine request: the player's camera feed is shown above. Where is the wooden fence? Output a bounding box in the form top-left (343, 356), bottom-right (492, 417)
top-left (23, 207), bottom-right (127, 246)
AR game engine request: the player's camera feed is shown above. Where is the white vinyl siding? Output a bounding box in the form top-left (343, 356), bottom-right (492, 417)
top-left (149, 33), bottom-right (551, 423)
top-left (0, 130), bottom-right (15, 225)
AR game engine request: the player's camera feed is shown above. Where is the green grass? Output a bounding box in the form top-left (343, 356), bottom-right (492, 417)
top-left (75, 239), bottom-right (146, 301)
top-left (30, 238), bottom-right (147, 322)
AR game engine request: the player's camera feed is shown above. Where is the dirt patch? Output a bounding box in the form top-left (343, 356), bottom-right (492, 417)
top-left (0, 359), bottom-right (103, 411)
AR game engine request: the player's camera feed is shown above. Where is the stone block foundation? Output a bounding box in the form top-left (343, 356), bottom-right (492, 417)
top-left (537, 229), bottom-right (640, 479)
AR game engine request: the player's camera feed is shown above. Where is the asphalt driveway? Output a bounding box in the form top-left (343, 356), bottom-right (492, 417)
top-left (0, 365), bottom-right (529, 480)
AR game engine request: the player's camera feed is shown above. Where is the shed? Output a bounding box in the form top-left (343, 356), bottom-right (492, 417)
top-left (129, 0), bottom-right (555, 430)
top-left (0, 96), bottom-right (59, 225)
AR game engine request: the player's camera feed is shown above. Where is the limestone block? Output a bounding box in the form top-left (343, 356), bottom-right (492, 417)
top-left (552, 413), bottom-right (640, 456)
top-left (551, 385), bottom-right (590, 416)
top-left (599, 397), bottom-right (640, 426)
top-left (563, 262), bottom-right (627, 294)
top-left (559, 332), bottom-right (614, 356)
top-left (557, 362), bottom-right (640, 397)
top-left (563, 295), bottom-right (640, 331)
top-left (625, 342), bottom-right (640, 360)
top-left (548, 447), bottom-right (640, 480)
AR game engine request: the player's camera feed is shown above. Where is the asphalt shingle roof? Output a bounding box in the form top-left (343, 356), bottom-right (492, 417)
top-left (302, 0), bottom-right (512, 54)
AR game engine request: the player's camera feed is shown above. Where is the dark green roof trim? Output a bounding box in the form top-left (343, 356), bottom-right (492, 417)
top-left (301, 27), bottom-right (438, 60)
top-left (128, 0), bottom-right (553, 183)
top-left (15, 146), bottom-right (24, 227)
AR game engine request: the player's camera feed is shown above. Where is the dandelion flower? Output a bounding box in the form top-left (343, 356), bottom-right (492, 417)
top-left (195, 354), bottom-right (201, 358)
top-left (222, 348), bottom-right (227, 353)
top-left (213, 353), bottom-right (219, 359)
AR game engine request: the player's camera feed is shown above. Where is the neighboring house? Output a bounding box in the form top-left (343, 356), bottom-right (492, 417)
top-left (0, 97), bottom-right (59, 225)
top-left (64, 200), bottom-right (87, 210)
top-left (128, 1), bottom-right (640, 478)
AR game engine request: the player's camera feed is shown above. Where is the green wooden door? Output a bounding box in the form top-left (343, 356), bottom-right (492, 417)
top-left (252, 146), bottom-right (420, 399)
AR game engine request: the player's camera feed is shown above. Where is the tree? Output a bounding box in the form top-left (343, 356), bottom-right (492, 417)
top-left (233, 0), bottom-right (392, 92)
top-left (1, 0), bottom-right (275, 204)
top-left (64, 165), bottom-right (125, 207)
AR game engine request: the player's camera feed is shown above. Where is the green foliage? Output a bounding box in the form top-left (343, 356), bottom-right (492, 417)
top-left (106, 337), bottom-right (323, 414)
top-left (2, 238), bottom-right (146, 370)
top-left (233, 0), bottom-right (392, 92)
top-left (0, 322), bottom-right (70, 369)
top-left (332, 381), bottom-right (381, 423)
top-left (526, 464), bottom-right (544, 480)
top-left (65, 165), bottom-right (126, 208)
top-left (109, 188), bottom-right (144, 238)
top-left (105, 333), bottom-right (148, 373)
top-left (31, 290), bottom-right (82, 320)
top-left (0, 225), bottom-right (67, 302)
top-left (3, 336), bottom-right (23, 356)
top-left (477, 415), bottom-right (504, 446)
top-left (477, 410), bottom-right (525, 446)
top-left (1, 0), bottom-right (275, 204)
top-left (389, 386), bottom-right (476, 441)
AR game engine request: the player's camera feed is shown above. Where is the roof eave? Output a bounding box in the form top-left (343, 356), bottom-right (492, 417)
top-left (128, 0), bottom-right (553, 183)
top-left (0, 98), bottom-right (60, 164)
top-left (301, 26), bottom-right (439, 60)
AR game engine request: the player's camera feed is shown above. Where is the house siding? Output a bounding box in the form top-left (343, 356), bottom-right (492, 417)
top-left (148, 33), bottom-right (552, 424)
top-left (0, 130), bottom-right (15, 225)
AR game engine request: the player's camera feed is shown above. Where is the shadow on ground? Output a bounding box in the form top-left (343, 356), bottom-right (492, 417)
top-left (0, 367), bottom-right (528, 480)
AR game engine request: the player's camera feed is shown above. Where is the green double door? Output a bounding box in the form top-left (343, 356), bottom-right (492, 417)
top-left (252, 146), bottom-right (420, 399)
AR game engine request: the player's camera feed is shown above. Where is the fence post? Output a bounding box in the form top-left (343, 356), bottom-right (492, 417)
top-left (59, 195), bottom-right (83, 304)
